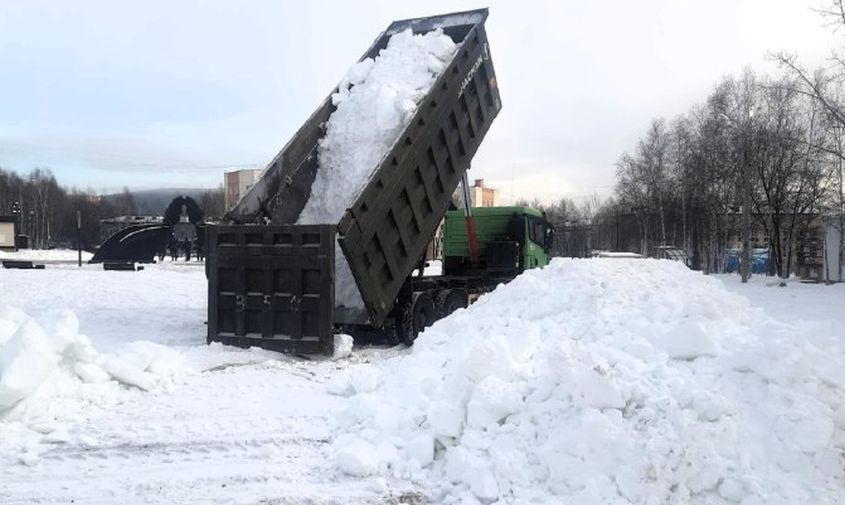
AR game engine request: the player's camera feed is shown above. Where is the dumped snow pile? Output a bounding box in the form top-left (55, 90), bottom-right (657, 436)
top-left (331, 259), bottom-right (845, 504)
top-left (297, 28), bottom-right (457, 309)
top-left (0, 304), bottom-right (185, 423)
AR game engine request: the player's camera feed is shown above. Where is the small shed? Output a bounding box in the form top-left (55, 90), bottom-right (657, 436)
top-left (0, 216), bottom-right (17, 252)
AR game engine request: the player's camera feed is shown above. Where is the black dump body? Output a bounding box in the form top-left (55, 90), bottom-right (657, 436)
top-left (209, 9), bottom-right (501, 353)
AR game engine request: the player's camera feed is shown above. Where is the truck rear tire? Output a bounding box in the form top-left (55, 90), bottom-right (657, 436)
top-left (397, 292), bottom-right (436, 346)
top-left (435, 288), bottom-right (468, 319)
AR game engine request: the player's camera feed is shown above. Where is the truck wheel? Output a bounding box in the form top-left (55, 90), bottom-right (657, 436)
top-left (434, 289), bottom-right (450, 318)
top-left (383, 320), bottom-right (401, 346)
top-left (435, 289), bottom-right (468, 318)
top-left (442, 289), bottom-right (468, 317)
top-left (397, 292), bottom-right (436, 346)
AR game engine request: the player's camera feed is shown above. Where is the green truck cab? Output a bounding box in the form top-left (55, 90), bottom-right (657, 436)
top-left (442, 206), bottom-right (554, 276)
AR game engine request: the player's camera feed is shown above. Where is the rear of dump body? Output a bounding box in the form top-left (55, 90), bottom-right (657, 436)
top-left (207, 225), bottom-right (335, 355)
top-left (215, 9), bottom-right (501, 349)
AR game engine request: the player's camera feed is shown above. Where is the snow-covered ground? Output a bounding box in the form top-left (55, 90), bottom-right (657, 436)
top-left (1, 259), bottom-right (843, 504)
top-left (715, 273), bottom-right (845, 346)
top-left (0, 248), bottom-right (93, 263)
top-left (0, 262), bottom-right (419, 504)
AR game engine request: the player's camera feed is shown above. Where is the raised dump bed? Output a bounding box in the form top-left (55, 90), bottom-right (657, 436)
top-left (208, 8), bottom-right (501, 353)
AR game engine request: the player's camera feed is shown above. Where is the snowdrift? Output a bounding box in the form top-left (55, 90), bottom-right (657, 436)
top-left (0, 304), bottom-right (184, 423)
top-left (331, 259), bottom-right (845, 504)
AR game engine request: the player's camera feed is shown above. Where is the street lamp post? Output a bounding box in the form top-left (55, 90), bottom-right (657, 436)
top-left (76, 210), bottom-right (82, 267)
top-left (28, 210), bottom-right (35, 248)
top-left (11, 200), bottom-right (21, 233)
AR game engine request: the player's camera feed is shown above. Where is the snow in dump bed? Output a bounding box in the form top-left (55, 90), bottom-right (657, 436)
top-left (297, 28), bottom-right (457, 309)
top-left (331, 259), bottom-right (845, 504)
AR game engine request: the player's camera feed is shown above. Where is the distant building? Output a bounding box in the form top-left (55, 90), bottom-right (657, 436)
top-left (453, 178), bottom-right (499, 209)
top-left (470, 178), bottom-right (498, 207)
top-left (0, 216), bottom-right (17, 251)
top-left (224, 168), bottom-right (262, 210)
top-left (428, 180), bottom-right (500, 261)
top-left (723, 212), bottom-right (845, 281)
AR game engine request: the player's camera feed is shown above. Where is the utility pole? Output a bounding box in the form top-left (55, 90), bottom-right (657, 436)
top-left (740, 108), bottom-right (754, 283)
top-left (76, 210), bottom-right (82, 267)
top-left (615, 208), bottom-right (620, 251)
top-left (28, 210), bottom-right (35, 248)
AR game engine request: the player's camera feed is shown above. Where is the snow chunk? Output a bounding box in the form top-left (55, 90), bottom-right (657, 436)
top-left (73, 362), bottom-right (110, 384)
top-left (0, 303), bottom-right (187, 422)
top-left (572, 363), bottom-right (626, 409)
top-left (466, 376), bottom-right (522, 428)
top-left (0, 319), bottom-right (58, 411)
top-left (404, 433), bottom-right (435, 468)
top-left (428, 400), bottom-right (465, 439)
top-left (103, 357), bottom-right (156, 391)
top-left (653, 321), bottom-right (719, 360)
top-left (332, 333), bottom-right (354, 360)
top-left (470, 467), bottom-right (500, 501)
top-left (335, 437), bottom-right (380, 477)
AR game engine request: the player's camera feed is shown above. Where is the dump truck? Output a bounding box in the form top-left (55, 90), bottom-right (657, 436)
top-left (206, 9), bottom-right (553, 354)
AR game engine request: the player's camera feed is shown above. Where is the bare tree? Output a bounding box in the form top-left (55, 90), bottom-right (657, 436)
top-left (770, 2), bottom-right (845, 278)
top-left (113, 187), bottom-right (138, 216)
top-left (199, 185), bottom-right (226, 220)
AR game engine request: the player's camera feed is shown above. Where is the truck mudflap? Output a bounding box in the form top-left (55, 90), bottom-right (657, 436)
top-left (206, 225), bottom-right (335, 355)
top-left (338, 10), bottom-right (502, 327)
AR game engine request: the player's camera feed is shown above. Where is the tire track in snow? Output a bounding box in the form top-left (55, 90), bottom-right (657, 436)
top-left (1, 357), bottom-right (420, 504)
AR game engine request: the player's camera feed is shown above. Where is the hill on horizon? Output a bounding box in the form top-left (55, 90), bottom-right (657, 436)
top-left (102, 188), bottom-right (206, 215)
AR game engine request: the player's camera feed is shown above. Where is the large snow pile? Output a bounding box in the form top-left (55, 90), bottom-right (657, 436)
top-left (0, 303), bottom-right (185, 423)
top-left (297, 28), bottom-right (457, 309)
top-left (331, 259), bottom-right (845, 504)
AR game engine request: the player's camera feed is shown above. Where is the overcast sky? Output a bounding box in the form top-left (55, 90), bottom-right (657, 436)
top-left (0, 0), bottom-right (838, 202)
